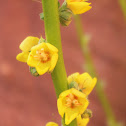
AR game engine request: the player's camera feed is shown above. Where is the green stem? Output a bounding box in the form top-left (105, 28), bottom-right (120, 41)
top-left (119, 0), bottom-right (126, 20)
top-left (41, 0), bottom-right (77, 125)
top-left (42, 0), bottom-right (67, 97)
top-left (74, 15), bottom-right (119, 126)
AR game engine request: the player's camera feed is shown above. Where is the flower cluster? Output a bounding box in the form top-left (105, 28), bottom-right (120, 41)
top-left (16, 36), bottom-right (58, 75)
top-left (17, 0), bottom-right (95, 125)
top-left (47, 72), bottom-right (97, 125)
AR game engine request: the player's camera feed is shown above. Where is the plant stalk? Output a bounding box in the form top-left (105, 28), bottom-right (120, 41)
top-left (41, 0), bottom-right (77, 125)
top-left (74, 15), bottom-right (119, 126)
top-left (119, 0), bottom-right (126, 20)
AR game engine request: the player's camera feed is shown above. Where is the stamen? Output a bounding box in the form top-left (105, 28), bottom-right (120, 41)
top-left (65, 94), bottom-right (81, 108)
top-left (33, 48), bottom-right (50, 63)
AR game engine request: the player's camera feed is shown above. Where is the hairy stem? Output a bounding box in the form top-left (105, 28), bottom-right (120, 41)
top-left (74, 15), bottom-right (119, 126)
top-left (41, 0), bottom-right (77, 125)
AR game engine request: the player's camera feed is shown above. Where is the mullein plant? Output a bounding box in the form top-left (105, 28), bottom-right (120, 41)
top-left (16, 0), bottom-right (95, 126)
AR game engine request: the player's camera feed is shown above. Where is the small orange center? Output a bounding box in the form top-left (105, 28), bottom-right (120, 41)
top-left (34, 48), bottom-right (50, 63)
top-left (65, 93), bottom-right (81, 108)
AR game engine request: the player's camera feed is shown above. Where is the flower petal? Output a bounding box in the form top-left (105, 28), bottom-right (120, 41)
top-left (67, 72), bottom-right (80, 84)
top-left (30, 43), bottom-right (47, 52)
top-left (49, 53), bottom-right (58, 72)
top-left (65, 98), bottom-right (88, 125)
top-left (67, 2), bottom-right (92, 14)
top-left (67, 0), bottom-right (85, 3)
top-left (57, 98), bottom-right (66, 117)
top-left (79, 73), bottom-right (97, 95)
top-left (77, 115), bottom-right (89, 126)
top-left (77, 97), bottom-right (89, 113)
top-left (27, 52), bottom-right (39, 67)
top-left (65, 108), bottom-right (79, 125)
top-left (71, 88), bottom-right (86, 98)
top-left (35, 61), bottom-right (50, 75)
top-left (59, 89), bottom-right (71, 98)
top-left (57, 90), bottom-right (72, 117)
top-left (46, 43), bottom-right (58, 53)
top-left (19, 36), bottom-right (39, 52)
top-left (46, 122), bottom-right (58, 126)
top-left (16, 52), bottom-right (29, 62)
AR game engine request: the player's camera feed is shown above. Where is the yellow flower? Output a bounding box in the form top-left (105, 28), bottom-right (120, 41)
top-left (77, 115), bottom-right (89, 126)
top-left (27, 42), bottom-right (58, 75)
top-left (57, 88), bottom-right (89, 125)
top-left (16, 36), bottom-right (58, 75)
top-left (66, 0), bottom-right (92, 14)
top-left (16, 36), bottom-right (39, 62)
top-left (68, 72), bottom-right (97, 95)
top-left (46, 122), bottom-right (58, 126)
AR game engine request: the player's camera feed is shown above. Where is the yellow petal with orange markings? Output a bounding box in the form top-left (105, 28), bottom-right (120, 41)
top-left (57, 88), bottom-right (89, 125)
top-left (27, 52), bottom-right (39, 67)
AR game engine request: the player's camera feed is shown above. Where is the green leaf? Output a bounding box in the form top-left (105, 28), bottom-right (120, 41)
top-left (40, 12), bottom-right (44, 20)
top-left (29, 67), bottom-right (40, 77)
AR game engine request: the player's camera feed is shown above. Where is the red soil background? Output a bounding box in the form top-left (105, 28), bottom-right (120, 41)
top-left (0, 0), bottom-right (126, 126)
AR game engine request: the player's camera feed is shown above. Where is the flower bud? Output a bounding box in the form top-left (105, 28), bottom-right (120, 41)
top-left (38, 37), bottom-right (45, 44)
top-left (59, 2), bottom-right (73, 26)
top-left (29, 67), bottom-right (40, 77)
top-left (68, 81), bottom-right (78, 89)
top-left (40, 12), bottom-right (44, 20)
top-left (81, 109), bottom-right (92, 118)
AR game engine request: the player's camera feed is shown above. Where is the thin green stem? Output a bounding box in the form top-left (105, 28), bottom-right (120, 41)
top-left (119, 0), bottom-right (126, 20)
top-left (41, 0), bottom-right (77, 125)
top-left (74, 15), bottom-right (119, 126)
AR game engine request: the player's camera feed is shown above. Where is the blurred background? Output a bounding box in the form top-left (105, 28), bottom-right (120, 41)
top-left (0, 0), bottom-right (126, 126)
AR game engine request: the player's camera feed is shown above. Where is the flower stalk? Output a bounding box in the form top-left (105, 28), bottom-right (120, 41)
top-left (74, 15), bottom-right (120, 126)
top-left (119, 0), bottom-right (126, 20)
top-left (41, 0), bottom-right (77, 125)
top-left (42, 0), bottom-right (67, 97)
